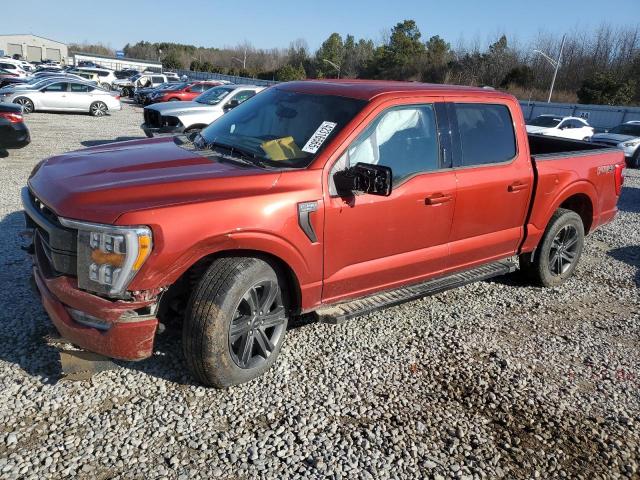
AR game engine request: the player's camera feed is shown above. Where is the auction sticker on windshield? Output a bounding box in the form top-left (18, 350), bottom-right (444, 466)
top-left (302, 121), bottom-right (337, 154)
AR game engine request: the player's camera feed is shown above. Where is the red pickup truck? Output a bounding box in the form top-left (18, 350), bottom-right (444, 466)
top-left (23, 81), bottom-right (625, 387)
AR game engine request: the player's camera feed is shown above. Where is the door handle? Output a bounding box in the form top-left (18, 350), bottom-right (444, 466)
top-left (425, 193), bottom-right (453, 205)
top-left (508, 182), bottom-right (529, 192)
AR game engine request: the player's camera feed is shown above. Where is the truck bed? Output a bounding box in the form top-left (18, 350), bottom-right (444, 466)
top-left (528, 133), bottom-right (613, 158)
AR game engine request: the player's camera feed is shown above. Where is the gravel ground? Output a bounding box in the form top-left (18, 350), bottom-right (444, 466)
top-left (0, 102), bottom-right (638, 479)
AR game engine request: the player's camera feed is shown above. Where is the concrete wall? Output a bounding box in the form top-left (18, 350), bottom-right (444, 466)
top-left (0, 35), bottom-right (68, 63)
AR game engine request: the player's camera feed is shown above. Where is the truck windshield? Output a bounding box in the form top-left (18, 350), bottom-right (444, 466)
top-left (609, 124), bottom-right (640, 136)
top-left (528, 116), bottom-right (562, 127)
top-left (195, 86), bottom-right (235, 105)
top-left (198, 87), bottom-right (366, 168)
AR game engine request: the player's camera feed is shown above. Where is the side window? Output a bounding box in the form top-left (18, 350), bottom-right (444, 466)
top-left (43, 82), bottom-right (67, 92)
top-left (152, 76), bottom-right (164, 83)
top-left (189, 84), bottom-right (205, 93)
top-left (454, 103), bottom-right (516, 166)
top-left (231, 90), bottom-right (257, 104)
top-left (331, 104), bottom-right (440, 189)
top-left (70, 83), bottom-right (90, 93)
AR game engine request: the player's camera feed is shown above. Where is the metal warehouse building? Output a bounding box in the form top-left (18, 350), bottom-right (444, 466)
top-left (0, 34), bottom-right (68, 63)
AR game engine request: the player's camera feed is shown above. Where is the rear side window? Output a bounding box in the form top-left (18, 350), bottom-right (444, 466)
top-left (454, 104), bottom-right (516, 166)
top-left (152, 76), bottom-right (164, 83)
top-left (70, 83), bottom-right (92, 92)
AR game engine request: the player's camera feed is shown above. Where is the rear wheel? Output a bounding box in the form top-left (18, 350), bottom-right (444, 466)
top-left (14, 97), bottom-right (34, 114)
top-left (183, 257), bottom-right (289, 387)
top-left (631, 150), bottom-right (640, 169)
top-left (168, 98), bottom-right (179, 101)
top-left (90, 101), bottom-right (108, 117)
top-left (520, 208), bottom-right (584, 287)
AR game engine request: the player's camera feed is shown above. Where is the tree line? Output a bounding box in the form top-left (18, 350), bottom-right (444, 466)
top-left (70, 20), bottom-right (640, 106)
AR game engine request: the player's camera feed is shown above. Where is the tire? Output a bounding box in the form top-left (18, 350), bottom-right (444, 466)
top-left (168, 98), bottom-right (179, 102)
top-left (630, 150), bottom-right (640, 169)
top-left (183, 257), bottom-right (289, 387)
top-left (121, 87), bottom-right (130, 97)
top-left (519, 208), bottom-right (584, 287)
top-left (13, 97), bottom-right (34, 114)
top-left (90, 101), bottom-right (108, 117)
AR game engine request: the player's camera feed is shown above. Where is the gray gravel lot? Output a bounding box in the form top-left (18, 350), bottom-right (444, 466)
top-left (0, 102), bottom-right (639, 479)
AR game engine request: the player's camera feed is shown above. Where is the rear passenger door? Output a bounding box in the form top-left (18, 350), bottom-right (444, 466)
top-left (322, 101), bottom-right (457, 303)
top-left (67, 82), bottom-right (93, 110)
top-left (447, 101), bottom-right (533, 269)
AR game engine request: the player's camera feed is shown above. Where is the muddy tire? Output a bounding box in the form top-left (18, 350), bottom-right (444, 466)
top-left (520, 208), bottom-right (584, 287)
top-left (183, 257), bottom-right (289, 387)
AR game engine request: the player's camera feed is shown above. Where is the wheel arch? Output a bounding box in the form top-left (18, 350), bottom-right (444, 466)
top-left (559, 193), bottom-right (593, 234)
top-left (158, 248), bottom-right (304, 324)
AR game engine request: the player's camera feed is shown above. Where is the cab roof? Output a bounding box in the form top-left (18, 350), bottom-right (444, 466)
top-left (278, 79), bottom-right (514, 102)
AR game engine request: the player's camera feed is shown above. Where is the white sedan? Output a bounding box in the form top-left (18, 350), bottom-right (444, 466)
top-left (526, 115), bottom-right (594, 141)
top-left (0, 80), bottom-right (121, 116)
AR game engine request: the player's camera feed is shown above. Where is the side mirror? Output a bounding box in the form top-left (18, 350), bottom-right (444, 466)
top-left (224, 99), bottom-right (240, 111)
top-left (333, 162), bottom-right (392, 197)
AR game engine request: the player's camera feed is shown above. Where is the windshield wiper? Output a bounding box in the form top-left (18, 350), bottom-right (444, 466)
top-left (204, 140), bottom-right (271, 169)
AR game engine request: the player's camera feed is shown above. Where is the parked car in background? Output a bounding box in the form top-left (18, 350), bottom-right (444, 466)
top-left (591, 121), bottom-right (640, 168)
top-left (113, 73), bottom-right (169, 97)
top-left (0, 102), bottom-right (30, 152)
top-left (0, 68), bottom-right (19, 88)
top-left (114, 69), bottom-right (140, 80)
top-left (142, 84), bottom-right (264, 137)
top-left (0, 62), bottom-right (27, 78)
top-left (526, 115), bottom-right (594, 140)
top-left (25, 81), bottom-right (624, 387)
top-left (72, 67), bottom-right (117, 90)
top-left (1, 80), bottom-right (121, 116)
top-left (134, 82), bottom-right (185, 105)
top-left (77, 61), bottom-right (102, 68)
top-left (147, 81), bottom-right (224, 104)
top-left (0, 75), bottom-right (87, 93)
top-left (66, 70), bottom-right (100, 85)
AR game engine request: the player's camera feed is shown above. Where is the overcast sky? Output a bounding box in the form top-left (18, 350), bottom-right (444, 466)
top-left (6, 0), bottom-right (639, 50)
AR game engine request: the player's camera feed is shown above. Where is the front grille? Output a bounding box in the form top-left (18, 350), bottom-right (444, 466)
top-left (23, 188), bottom-right (77, 277)
top-left (144, 108), bottom-right (161, 127)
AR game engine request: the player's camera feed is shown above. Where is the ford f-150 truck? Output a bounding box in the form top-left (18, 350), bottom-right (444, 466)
top-left (22, 81), bottom-right (625, 387)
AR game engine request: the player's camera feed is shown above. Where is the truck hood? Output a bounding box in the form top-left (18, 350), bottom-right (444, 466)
top-left (591, 133), bottom-right (636, 144)
top-left (28, 136), bottom-right (279, 225)
top-left (147, 101), bottom-right (216, 116)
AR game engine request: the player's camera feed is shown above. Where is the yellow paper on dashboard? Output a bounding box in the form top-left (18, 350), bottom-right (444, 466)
top-left (261, 137), bottom-right (303, 161)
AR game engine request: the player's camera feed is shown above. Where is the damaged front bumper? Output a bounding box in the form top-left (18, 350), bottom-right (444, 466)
top-left (31, 267), bottom-right (158, 361)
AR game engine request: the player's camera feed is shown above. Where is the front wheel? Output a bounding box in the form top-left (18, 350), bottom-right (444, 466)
top-left (183, 257), bottom-right (289, 387)
top-left (520, 208), bottom-right (584, 287)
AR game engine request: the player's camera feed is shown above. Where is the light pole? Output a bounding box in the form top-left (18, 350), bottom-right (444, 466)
top-left (533, 34), bottom-right (566, 103)
top-left (322, 58), bottom-right (341, 79)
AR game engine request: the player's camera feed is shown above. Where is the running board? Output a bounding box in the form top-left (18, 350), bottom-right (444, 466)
top-left (316, 260), bottom-right (517, 325)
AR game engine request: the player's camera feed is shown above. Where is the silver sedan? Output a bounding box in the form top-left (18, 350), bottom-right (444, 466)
top-left (0, 80), bottom-right (121, 117)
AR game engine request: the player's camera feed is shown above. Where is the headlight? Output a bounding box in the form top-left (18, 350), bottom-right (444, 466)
top-left (622, 140), bottom-right (640, 147)
top-left (59, 218), bottom-right (152, 298)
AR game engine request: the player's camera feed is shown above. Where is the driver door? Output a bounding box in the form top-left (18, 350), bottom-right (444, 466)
top-left (322, 100), bottom-right (456, 304)
top-left (40, 82), bottom-right (68, 110)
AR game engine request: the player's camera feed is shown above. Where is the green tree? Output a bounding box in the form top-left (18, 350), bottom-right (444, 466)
top-left (371, 20), bottom-right (425, 79)
top-left (500, 65), bottom-right (534, 88)
top-left (316, 33), bottom-right (345, 78)
top-left (276, 63), bottom-right (306, 81)
top-left (162, 51), bottom-right (183, 70)
top-left (577, 72), bottom-right (635, 105)
top-left (422, 35), bottom-right (452, 83)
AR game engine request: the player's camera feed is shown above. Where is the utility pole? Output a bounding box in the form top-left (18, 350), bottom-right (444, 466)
top-left (533, 34), bottom-right (566, 103)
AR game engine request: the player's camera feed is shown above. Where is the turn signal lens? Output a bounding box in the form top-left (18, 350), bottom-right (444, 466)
top-left (133, 235), bottom-right (152, 270)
